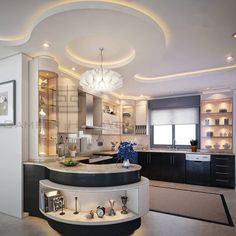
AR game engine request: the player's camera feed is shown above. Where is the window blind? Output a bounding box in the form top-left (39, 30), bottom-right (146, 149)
top-left (150, 107), bottom-right (199, 125)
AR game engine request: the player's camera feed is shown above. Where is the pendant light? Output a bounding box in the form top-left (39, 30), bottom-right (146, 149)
top-left (79, 48), bottom-right (123, 92)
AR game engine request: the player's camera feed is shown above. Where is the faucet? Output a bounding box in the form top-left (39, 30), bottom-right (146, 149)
top-left (172, 138), bottom-right (176, 150)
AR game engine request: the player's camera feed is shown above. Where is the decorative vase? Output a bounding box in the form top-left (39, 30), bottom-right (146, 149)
top-left (191, 145), bottom-right (197, 152)
top-left (123, 159), bottom-right (130, 168)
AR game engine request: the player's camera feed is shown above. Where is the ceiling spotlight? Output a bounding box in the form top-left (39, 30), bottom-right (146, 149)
top-left (42, 42), bottom-right (50, 48)
top-left (71, 67), bottom-right (76, 71)
top-left (226, 55), bottom-right (234, 61)
top-left (232, 33), bottom-right (236, 38)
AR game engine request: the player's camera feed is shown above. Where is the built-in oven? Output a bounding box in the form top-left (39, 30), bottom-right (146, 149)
top-left (186, 154), bottom-right (211, 186)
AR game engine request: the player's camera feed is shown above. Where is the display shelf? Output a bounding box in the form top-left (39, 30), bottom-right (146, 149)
top-left (201, 98), bottom-right (233, 151)
top-left (39, 177), bottom-right (149, 226)
top-left (102, 101), bottom-right (121, 134)
top-left (202, 125), bottom-right (232, 127)
top-left (40, 209), bottom-right (138, 226)
top-left (201, 112), bottom-right (232, 116)
top-left (202, 136), bottom-right (232, 139)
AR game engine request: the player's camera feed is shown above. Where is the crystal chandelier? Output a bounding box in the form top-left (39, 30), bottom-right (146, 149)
top-left (79, 48), bottom-right (123, 92)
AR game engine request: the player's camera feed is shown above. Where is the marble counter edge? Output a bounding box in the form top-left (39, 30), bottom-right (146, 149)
top-left (93, 149), bottom-right (234, 156)
top-left (24, 162), bottom-right (141, 174)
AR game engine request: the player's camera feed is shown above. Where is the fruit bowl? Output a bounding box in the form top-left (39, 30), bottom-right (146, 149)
top-left (60, 159), bottom-right (79, 167)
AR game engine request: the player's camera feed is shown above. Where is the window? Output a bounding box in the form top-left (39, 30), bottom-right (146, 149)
top-left (153, 125), bottom-right (172, 145)
top-left (175, 124), bottom-right (196, 145)
top-left (150, 107), bottom-right (199, 148)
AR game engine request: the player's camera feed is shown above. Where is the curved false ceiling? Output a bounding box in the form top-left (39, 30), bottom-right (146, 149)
top-left (66, 39), bottom-right (136, 69)
top-left (0, 0), bottom-right (170, 47)
top-left (0, 0), bottom-right (236, 98)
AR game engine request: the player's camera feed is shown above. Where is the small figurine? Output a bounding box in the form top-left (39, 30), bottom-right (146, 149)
top-left (86, 210), bottom-right (94, 219)
top-left (108, 200), bottom-right (116, 216)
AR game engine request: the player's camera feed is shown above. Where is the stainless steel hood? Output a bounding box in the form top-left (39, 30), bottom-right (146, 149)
top-left (80, 93), bottom-right (104, 130)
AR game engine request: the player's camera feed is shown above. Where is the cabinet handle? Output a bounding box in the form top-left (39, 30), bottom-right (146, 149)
top-left (216, 158), bottom-right (229, 160)
top-left (216, 179), bottom-right (229, 183)
top-left (216, 172), bottom-right (229, 175)
top-left (173, 156), bottom-right (175, 165)
top-left (215, 165), bottom-right (229, 167)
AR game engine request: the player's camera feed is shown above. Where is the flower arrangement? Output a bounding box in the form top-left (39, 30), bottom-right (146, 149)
top-left (117, 141), bottom-right (137, 164)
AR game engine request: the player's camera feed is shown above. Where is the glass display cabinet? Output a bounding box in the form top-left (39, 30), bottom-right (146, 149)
top-left (38, 70), bottom-right (58, 157)
top-left (201, 98), bottom-right (233, 151)
top-left (122, 105), bottom-right (135, 134)
top-left (29, 56), bottom-right (59, 161)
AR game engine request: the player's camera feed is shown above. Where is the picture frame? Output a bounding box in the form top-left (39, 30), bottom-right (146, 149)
top-left (0, 80), bottom-right (16, 126)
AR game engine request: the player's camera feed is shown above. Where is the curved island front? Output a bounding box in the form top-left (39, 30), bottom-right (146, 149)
top-left (24, 161), bottom-right (149, 236)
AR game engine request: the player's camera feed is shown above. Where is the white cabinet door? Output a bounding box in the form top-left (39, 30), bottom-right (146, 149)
top-left (135, 101), bottom-right (147, 125)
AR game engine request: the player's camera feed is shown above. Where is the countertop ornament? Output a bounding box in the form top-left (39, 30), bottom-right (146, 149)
top-left (121, 196), bottom-right (128, 214)
top-left (86, 210), bottom-right (94, 219)
top-left (96, 206), bottom-right (105, 218)
top-left (73, 196), bottom-right (79, 214)
top-left (108, 199), bottom-right (116, 216)
top-left (117, 141), bottom-right (137, 168)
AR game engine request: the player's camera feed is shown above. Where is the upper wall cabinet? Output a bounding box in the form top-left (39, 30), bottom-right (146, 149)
top-left (29, 56), bottom-right (58, 161)
top-left (201, 98), bottom-right (233, 151)
top-left (135, 100), bottom-right (148, 135)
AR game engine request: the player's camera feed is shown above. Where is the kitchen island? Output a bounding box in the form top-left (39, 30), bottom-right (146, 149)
top-left (24, 161), bottom-right (148, 236)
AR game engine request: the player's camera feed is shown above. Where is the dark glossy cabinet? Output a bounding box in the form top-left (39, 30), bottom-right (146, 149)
top-left (138, 151), bottom-right (235, 188)
top-left (159, 153), bottom-right (185, 183)
top-left (148, 153), bottom-right (162, 180)
top-left (138, 152), bottom-right (185, 183)
top-left (137, 152), bottom-right (151, 178)
top-left (211, 155), bottom-right (235, 188)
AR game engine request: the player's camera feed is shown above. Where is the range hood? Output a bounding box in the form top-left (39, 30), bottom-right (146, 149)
top-left (80, 93), bottom-right (104, 130)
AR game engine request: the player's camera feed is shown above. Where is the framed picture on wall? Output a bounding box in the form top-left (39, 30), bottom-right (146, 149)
top-left (0, 80), bottom-right (16, 126)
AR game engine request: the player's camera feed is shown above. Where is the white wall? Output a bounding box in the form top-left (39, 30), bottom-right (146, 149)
top-left (0, 53), bottom-right (29, 218)
top-left (233, 90), bottom-right (236, 155)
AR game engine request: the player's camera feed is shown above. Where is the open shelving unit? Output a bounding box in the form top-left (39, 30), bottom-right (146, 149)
top-left (201, 98), bottom-right (233, 151)
top-left (39, 178), bottom-right (149, 226)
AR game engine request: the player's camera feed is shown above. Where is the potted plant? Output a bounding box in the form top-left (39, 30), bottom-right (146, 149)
top-left (190, 139), bottom-right (198, 152)
top-left (117, 141), bottom-right (137, 168)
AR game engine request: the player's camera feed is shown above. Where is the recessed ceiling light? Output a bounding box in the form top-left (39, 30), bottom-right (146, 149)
top-left (232, 33), bottom-right (236, 38)
top-left (71, 67), bottom-right (76, 71)
top-left (42, 42), bottom-right (50, 48)
top-left (226, 55), bottom-right (234, 61)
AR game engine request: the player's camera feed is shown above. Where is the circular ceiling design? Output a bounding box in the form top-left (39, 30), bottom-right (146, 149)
top-left (66, 38), bottom-right (136, 68)
top-left (0, 0), bottom-right (170, 47)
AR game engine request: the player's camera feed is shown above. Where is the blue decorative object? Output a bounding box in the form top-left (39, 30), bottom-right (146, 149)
top-left (117, 141), bottom-right (137, 166)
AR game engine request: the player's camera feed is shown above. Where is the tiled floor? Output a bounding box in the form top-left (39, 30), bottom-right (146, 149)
top-left (1, 181), bottom-right (236, 236)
